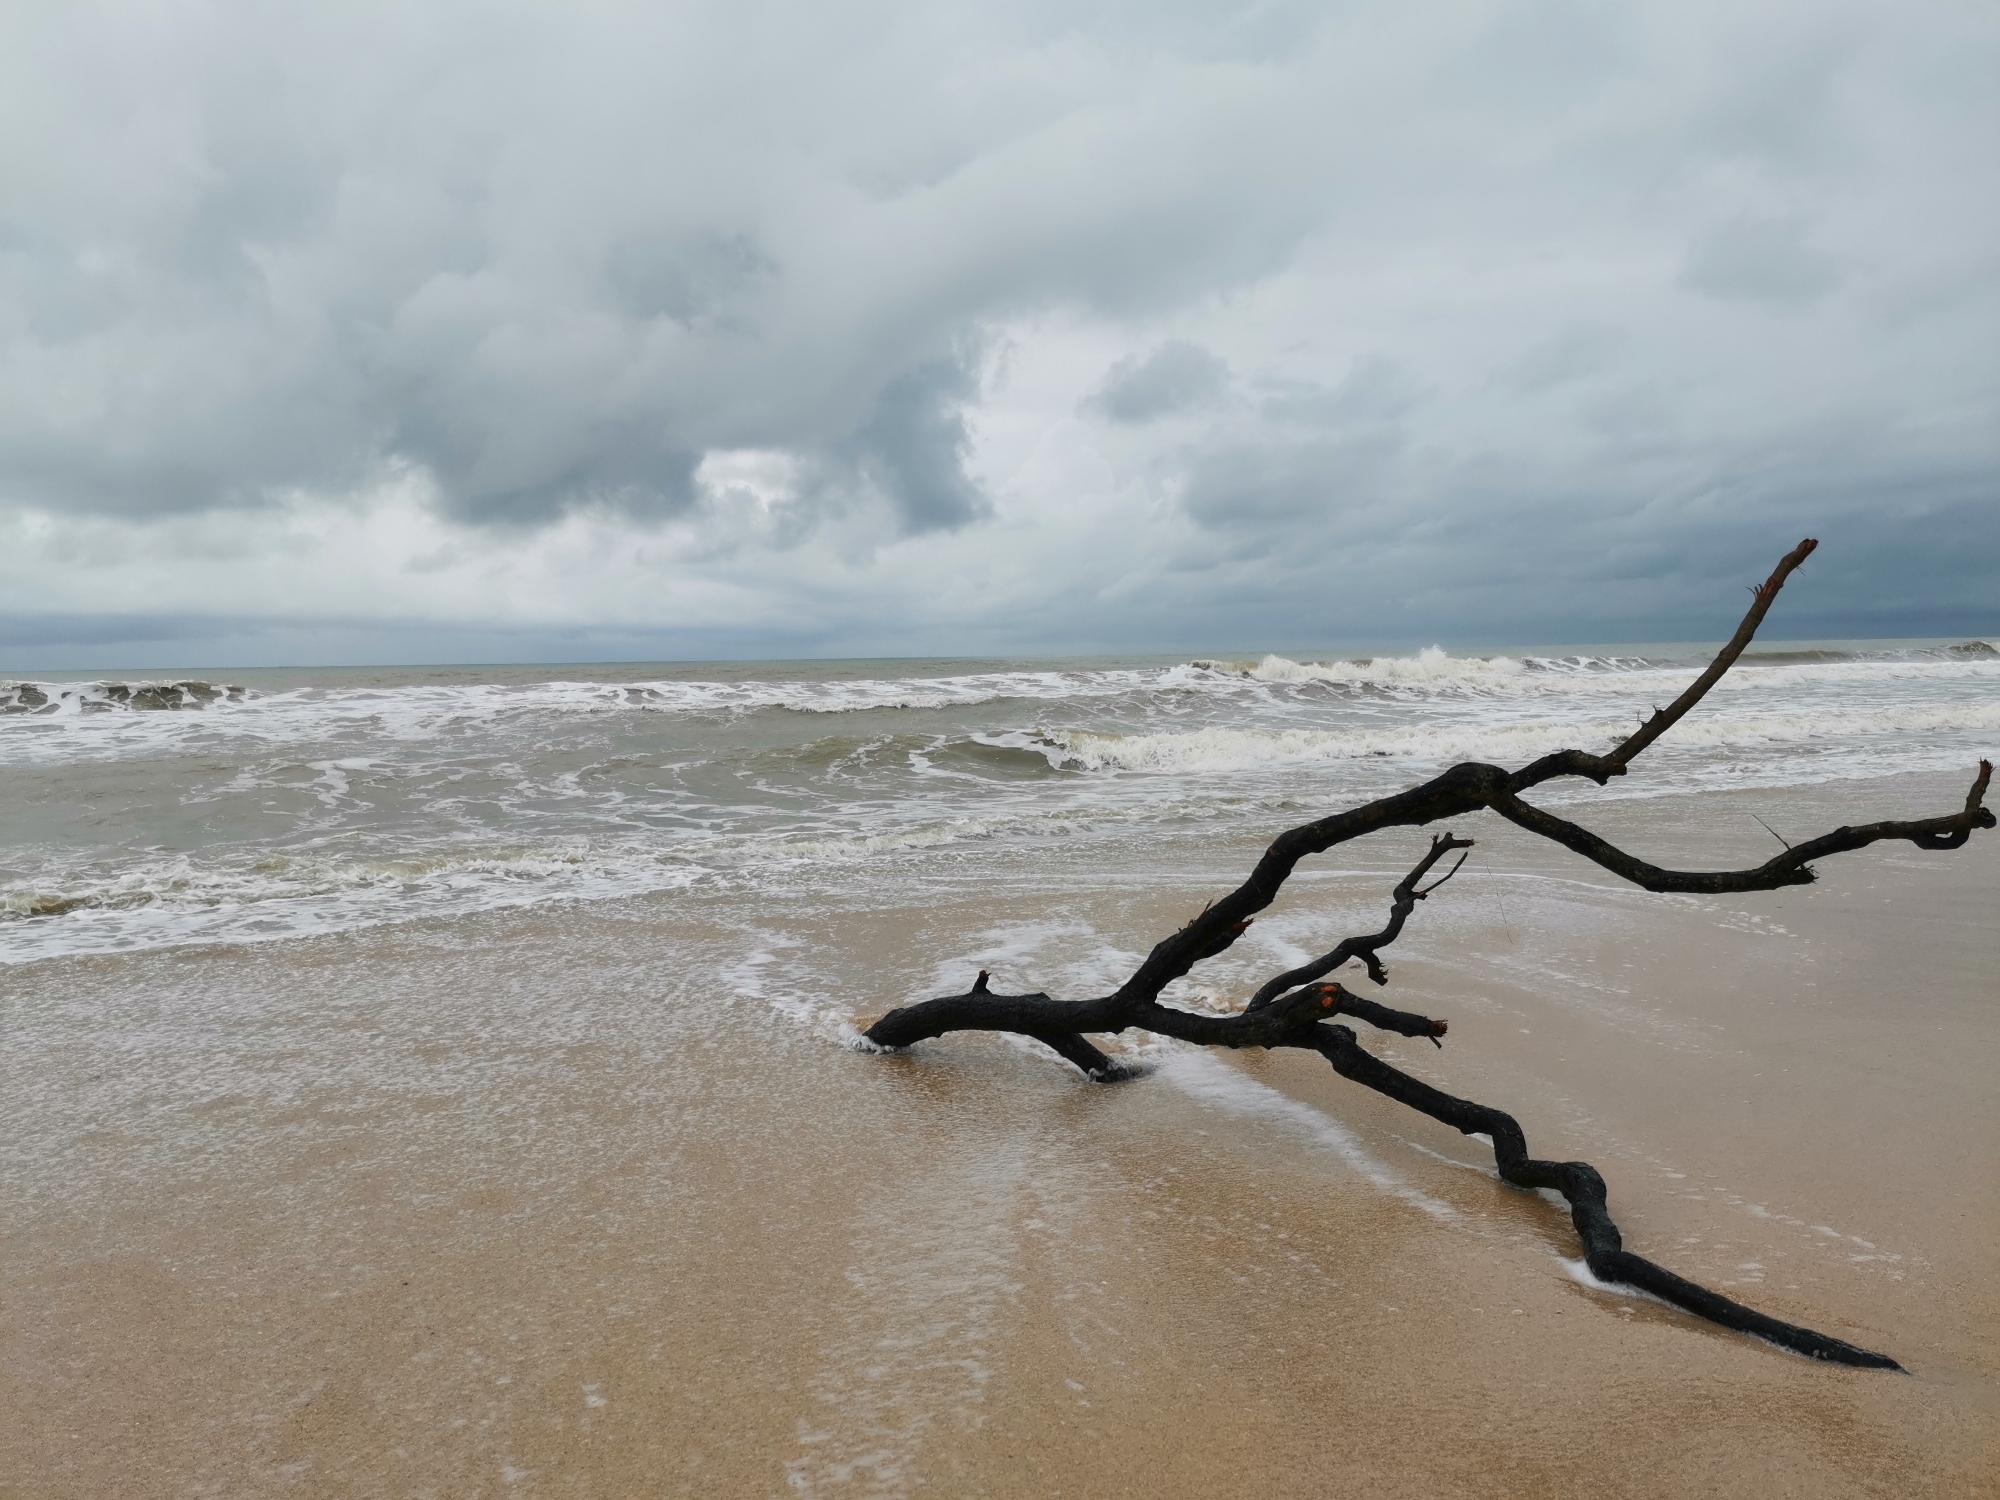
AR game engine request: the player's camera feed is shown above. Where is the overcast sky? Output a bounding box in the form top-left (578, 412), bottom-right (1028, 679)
top-left (2, 0), bottom-right (1995, 667)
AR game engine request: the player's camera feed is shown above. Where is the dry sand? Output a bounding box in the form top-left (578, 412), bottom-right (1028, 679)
top-left (2, 770), bottom-right (1996, 1496)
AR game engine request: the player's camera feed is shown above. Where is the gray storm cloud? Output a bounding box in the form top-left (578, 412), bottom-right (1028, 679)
top-left (0, 0), bottom-right (1995, 663)
top-left (1090, 342), bottom-right (1232, 424)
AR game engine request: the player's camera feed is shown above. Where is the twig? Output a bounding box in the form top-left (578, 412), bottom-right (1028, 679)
top-left (1752, 813), bottom-right (1792, 850)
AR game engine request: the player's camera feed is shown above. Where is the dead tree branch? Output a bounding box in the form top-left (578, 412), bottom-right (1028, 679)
top-left (1314, 1027), bottom-right (1900, 1368)
top-left (1245, 832), bottom-right (1472, 1012)
top-left (861, 540), bottom-right (1991, 1369)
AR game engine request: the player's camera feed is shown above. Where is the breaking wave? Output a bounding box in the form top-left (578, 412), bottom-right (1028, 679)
top-left (1195, 648), bottom-right (1537, 688)
top-left (1028, 699), bottom-right (2000, 775)
top-left (1, 679), bottom-right (246, 715)
top-left (4, 638), bottom-right (1992, 961)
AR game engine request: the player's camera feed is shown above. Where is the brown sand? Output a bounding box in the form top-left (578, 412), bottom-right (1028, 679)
top-left (2, 771), bottom-right (1996, 1496)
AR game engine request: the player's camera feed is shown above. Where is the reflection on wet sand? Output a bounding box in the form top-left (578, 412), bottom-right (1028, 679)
top-left (2, 776), bottom-right (1995, 1496)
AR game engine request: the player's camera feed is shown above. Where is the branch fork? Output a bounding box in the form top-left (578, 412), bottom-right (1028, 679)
top-left (862, 540), bottom-right (1986, 1370)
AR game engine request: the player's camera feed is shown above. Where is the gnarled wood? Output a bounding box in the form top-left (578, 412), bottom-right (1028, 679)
top-left (860, 541), bottom-right (1990, 1369)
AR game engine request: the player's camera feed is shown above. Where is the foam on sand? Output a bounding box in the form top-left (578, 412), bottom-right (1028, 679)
top-left (1161, 1051), bottom-right (1457, 1221)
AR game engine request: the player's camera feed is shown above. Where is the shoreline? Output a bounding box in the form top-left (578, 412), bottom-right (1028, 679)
top-left (2, 770), bottom-right (1995, 1495)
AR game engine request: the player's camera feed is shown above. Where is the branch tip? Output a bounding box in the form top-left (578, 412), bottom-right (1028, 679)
top-left (1604, 537), bottom-right (1819, 769)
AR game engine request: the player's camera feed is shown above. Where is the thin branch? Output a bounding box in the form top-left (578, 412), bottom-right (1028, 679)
top-left (1605, 537), bottom-right (1818, 767)
top-left (1505, 536), bottom-right (1819, 791)
top-left (1246, 834), bottom-right (1474, 1010)
top-left (1751, 813), bottom-right (1792, 850)
top-left (1416, 852), bottom-right (1470, 898)
top-left (1108, 542), bottom-right (1828, 1012)
top-left (1489, 761), bottom-right (1993, 894)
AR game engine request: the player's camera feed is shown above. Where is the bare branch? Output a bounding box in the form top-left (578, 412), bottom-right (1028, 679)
top-left (1112, 540), bottom-right (1821, 1005)
top-left (1245, 834), bottom-right (1474, 1011)
top-left (856, 542), bottom-right (1985, 1370)
top-left (864, 984), bottom-right (1113, 1055)
top-left (1607, 537), bottom-right (1819, 766)
top-left (1314, 1025), bottom-right (1898, 1368)
top-left (871, 973), bottom-right (1895, 1365)
top-left (1505, 536), bottom-right (1820, 790)
top-left (1329, 987), bottom-right (1452, 1047)
top-left (1751, 813), bottom-right (1792, 850)
top-left (1415, 850), bottom-right (1470, 898)
top-left (1489, 760), bottom-right (1993, 893)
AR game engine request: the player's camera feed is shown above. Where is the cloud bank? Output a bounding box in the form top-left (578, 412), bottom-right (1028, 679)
top-left (2, 0), bottom-right (1995, 665)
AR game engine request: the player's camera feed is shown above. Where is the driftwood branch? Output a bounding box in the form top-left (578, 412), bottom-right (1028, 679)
top-left (861, 540), bottom-right (1991, 1369)
top-left (1603, 537), bottom-right (1819, 767)
top-left (1314, 1026), bottom-right (1898, 1368)
top-left (1245, 832), bottom-right (1472, 1012)
top-left (1488, 760), bottom-right (1993, 894)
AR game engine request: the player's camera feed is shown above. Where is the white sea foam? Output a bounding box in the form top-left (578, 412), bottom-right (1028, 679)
top-left (1030, 698), bottom-right (2000, 775)
top-left (1160, 1052), bottom-right (1457, 1220)
top-left (0, 843), bottom-right (709, 965)
top-left (1560, 1256), bottom-right (1673, 1305)
top-left (6, 644), bottom-right (1995, 766)
top-left (4, 641), bottom-right (1992, 961)
top-left (1238, 647), bottom-right (1531, 687)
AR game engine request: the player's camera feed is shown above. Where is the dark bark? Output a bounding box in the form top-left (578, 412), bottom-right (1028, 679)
top-left (860, 540), bottom-right (1990, 1369)
top-left (1315, 1027), bottom-right (1900, 1369)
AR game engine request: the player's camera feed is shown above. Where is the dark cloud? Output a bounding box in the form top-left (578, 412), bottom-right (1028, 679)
top-left (1088, 341), bottom-right (1230, 423)
top-left (0, 0), bottom-right (1994, 654)
top-left (601, 232), bottom-right (776, 329)
top-left (391, 409), bottom-right (702, 528)
top-left (836, 356), bottom-right (990, 534)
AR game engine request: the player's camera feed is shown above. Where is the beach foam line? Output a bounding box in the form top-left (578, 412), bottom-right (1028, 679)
top-left (1214, 647), bottom-right (1533, 687)
top-left (0, 842), bottom-right (712, 965)
top-left (1160, 1051), bottom-right (1457, 1221)
top-left (1560, 1255), bottom-right (1678, 1307)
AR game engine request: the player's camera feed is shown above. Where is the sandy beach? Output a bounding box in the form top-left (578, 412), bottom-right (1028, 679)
top-left (7, 0), bottom-right (1995, 1487)
top-left (3, 766), bottom-right (1994, 1497)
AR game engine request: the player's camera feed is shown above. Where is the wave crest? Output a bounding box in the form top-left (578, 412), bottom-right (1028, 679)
top-left (2, 680), bottom-right (247, 715)
top-left (1030, 697), bottom-right (2000, 774)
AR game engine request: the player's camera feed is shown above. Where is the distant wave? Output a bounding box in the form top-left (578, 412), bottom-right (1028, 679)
top-left (1, 679), bottom-right (247, 715)
top-left (6, 646), bottom-right (1993, 784)
top-left (1194, 648), bottom-right (1537, 687)
top-left (1196, 646), bottom-right (2000, 697)
top-left (5, 642), bottom-right (1993, 726)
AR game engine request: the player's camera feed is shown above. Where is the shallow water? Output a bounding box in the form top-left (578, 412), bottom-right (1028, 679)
top-left (4, 639), bottom-right (1995, 963)
top-left (3, 786), bottom-right (1995, 1496)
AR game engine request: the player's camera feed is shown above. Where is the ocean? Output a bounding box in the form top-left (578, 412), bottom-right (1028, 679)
top-left (5, 639), bottom-right (1996, 966)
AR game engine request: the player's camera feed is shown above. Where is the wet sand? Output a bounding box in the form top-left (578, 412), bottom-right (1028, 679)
top-left (2, 770), bottom-right (1996, 1496)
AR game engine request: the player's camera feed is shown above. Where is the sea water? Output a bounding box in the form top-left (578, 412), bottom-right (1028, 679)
top-left (4, 640), bottom-right (1995, 966)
